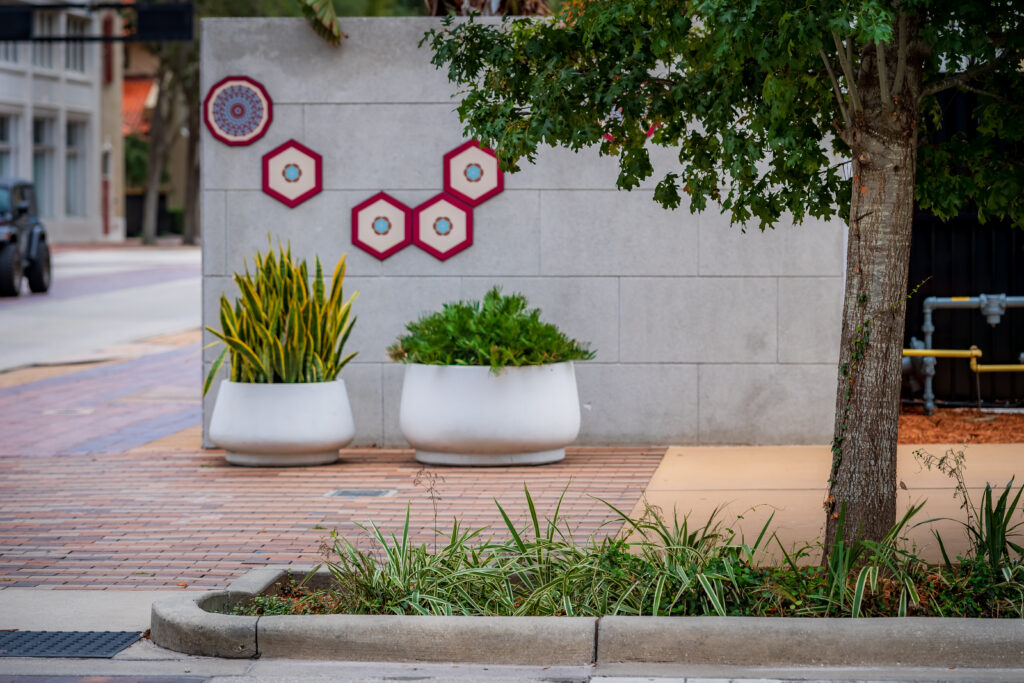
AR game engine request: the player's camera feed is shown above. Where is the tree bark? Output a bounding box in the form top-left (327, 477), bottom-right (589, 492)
top-left (824, 19), bottom-right (924, 551)
top-left (182, 75), bottom-right (200, 246)
top-left (182, 124), bottom-right (200, 246)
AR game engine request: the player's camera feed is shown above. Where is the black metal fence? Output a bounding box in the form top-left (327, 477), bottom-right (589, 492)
top-left (903, 213), bottom-right (1024, 405)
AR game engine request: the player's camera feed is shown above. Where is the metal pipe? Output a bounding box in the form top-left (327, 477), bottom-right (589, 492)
top-left (918, 294), bottom-right (1024, 414)
top-left (902, 348), bottom-right (983, 359)
top-left (969, 345), bottom-right (1024, 373)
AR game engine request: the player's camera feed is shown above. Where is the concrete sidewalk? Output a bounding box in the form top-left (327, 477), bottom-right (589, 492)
top-left (635, 443), bottom-right (1024, 564)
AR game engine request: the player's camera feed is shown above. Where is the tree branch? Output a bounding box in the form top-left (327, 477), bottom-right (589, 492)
top-left (646, 76), bottom-right (676, 89)
top-left (956, 82), bottom-right (1005, 101)
top-left (832, 32), bottom-right (862, 114)
top-left (876, 42), bottom-right (891, 116)
top-left (920, 52), bottom-right (1016, 99)
top-left (892, 12), bottom-right (907, 96)
top-left (820, 48), bottom-right (851, 128)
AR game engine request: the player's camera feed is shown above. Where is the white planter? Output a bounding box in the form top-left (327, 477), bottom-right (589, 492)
top-left (399, 362), bottom-right (581, 466)
top-left (209, 380), bottom-right (355, 467)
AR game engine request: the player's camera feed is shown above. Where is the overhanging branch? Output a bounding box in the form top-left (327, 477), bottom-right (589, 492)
top-left (892, 12), bottom-right (907, 95)
top-left (876, 42), bottom-right (891, 116)
top-left (920, 52), bottom-right (1016, 99)
top-left (820, 48), bottom-right (851, 128)
top-left (832, 32), bottom-right (863, 114)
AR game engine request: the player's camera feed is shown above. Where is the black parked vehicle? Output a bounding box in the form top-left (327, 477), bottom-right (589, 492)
top-left (0, 178), bottom-right (51, 297)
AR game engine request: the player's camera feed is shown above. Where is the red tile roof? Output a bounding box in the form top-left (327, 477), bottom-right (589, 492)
top-left (122, 76), bottom-right (154, 136)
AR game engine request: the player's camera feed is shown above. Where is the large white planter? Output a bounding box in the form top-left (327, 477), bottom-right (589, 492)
top-left (209, 380), bottom-right (355, 467)
top-left (399, 362), bottom-right (581, 466)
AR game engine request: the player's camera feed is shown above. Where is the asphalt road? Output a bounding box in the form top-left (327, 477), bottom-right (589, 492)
top-left (0, 246), bottom-right (201, 371)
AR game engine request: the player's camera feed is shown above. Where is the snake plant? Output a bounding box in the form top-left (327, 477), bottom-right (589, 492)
top-left (203, 243), bottom-right (358, 395)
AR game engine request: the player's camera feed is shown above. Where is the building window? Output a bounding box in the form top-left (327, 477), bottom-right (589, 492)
top-left (65, 17), bottom-right (89, 73)
top-left (32, 13), bottom-right (56, 69)
top-left (0, 42), bottom-right (18, 64)
top-left (65, 120), bottom-right (87, 216)
top-left (0, 115), bottom-right (16, 178)
top-left (33, 117), bottom-right (55, 217)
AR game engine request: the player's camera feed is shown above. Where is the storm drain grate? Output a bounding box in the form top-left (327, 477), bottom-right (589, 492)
top-left (0, 630), bottom-right (142, 658)
top-left (325, 488), bottom-right (396, 498)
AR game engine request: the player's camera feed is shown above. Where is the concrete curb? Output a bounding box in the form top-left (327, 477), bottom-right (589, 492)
top-left (597, 616), bottom-right (1024, 668)
top-left (150, 590), bottom-right (257, 658)
top-left (259, 613), bottom-right (596, 664)
top-left (151, 567), bottom-right (1024, 667)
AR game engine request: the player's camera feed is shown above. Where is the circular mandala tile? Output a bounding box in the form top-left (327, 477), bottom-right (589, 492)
top-left (204, 76), bottom-right (273, 146)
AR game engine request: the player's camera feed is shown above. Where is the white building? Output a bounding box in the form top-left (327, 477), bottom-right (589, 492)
top-left (0, 2), bottom-right (124, 242)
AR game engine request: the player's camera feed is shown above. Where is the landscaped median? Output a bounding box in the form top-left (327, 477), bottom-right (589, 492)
top-left (152, 566), bottom-right (1024, 668)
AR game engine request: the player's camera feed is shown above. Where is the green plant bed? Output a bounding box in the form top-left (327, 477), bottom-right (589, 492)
top-left (387, 286), bottom-right (594, 372)
top-left (225, 482), bottom-right (1024, 620)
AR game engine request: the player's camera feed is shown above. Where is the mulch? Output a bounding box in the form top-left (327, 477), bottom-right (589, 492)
top-left (899, 406), bottom-right (1024, 444)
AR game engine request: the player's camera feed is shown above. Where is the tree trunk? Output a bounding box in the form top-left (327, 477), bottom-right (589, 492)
top-left (141, 67), bottom-right (171, 246)
top-left (824, 21), bottom-right (924, 551)
top-left (824, 139), bottom-right (916, 547)
top-left (182, 90), bottom-right (200, 246)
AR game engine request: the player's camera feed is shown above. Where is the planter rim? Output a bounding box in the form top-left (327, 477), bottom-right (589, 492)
top-left (397, 361), bottom-right (578, 369)
top-left (218, 378), bottom-right (347, 386)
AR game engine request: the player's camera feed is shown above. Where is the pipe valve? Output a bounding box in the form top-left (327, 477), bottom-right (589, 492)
top-left (979, 293), bottom-right (1007, 327)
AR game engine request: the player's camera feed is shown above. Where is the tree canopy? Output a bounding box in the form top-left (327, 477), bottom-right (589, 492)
top-left (424, 0), bottom-right (1022, 230)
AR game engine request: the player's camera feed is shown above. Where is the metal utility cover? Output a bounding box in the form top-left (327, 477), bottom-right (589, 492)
top-left (0, 630), bottom-right (141, 658)
top-left (325, 489), bottom-right (396, 498)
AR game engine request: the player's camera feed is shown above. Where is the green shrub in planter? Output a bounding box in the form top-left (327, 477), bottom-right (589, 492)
top-left (387, 286), bottom-right (595, 372)
top-left (204, 243), bottom-right (358, 394)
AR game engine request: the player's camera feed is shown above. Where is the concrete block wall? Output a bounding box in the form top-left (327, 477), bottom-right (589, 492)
top-left (201, 18), bottom-right (846, 447)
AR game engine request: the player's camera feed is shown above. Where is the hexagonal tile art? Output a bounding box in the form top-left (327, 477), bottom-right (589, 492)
top-left (413, 193), bottom-right (473, 261)
top-left (351, 192), bottom-right (412, 260)
top-left (262, 140), bottom-right (322, 208)
top-left (203, 76), bottom-right (272, 146)
top-left (443, 140), bottom-right (503, 207)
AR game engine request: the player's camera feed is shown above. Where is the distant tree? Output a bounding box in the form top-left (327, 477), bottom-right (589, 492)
top-left (123, 134), bottom-right (150, 189)
top-left (138, 0), bottom-right (318, 246)
top-left (423, 0), bottom-right (549, 17)
top-left (420, 0), bottom-right (1024, 551)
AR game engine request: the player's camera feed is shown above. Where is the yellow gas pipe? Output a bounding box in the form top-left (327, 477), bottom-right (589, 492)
top-left (902, 348), bottom-right (982, 360)
top-left (901, 346), bottom-right (1024, 373)
top-left (968, 346), bottom-right (1024, 373)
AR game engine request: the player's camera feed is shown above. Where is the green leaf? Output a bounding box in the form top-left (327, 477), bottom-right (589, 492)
top-left (203, 348), bottom-right (228, 397)
top-left (295, 0), bottom-right (344, 47)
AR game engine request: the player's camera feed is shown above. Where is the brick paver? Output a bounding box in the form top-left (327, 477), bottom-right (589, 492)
top-left (0, 345), bottom-right (200, 457)
top-left (0, 446), bottom-right (662, 590)
top-left (0, 338), bottom-right (663, 590)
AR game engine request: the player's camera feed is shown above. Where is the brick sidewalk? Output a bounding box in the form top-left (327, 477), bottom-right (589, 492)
top-left (0, 344), bottom-right (201, 457)
top-left (0, 341), bottom-right (663, 590)
top-left (0, 446), bottom-right (662, 590)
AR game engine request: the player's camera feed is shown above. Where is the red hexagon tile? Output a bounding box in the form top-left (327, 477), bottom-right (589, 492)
top-left (351, 192), bottom-right (412, 260)
top-left (443, 140), bottom-right (503, 207)
top-left (203, 75), bottom-right (273, 146)
top-left (262, 140), bottom-right (322, 208)
top-left (413, 193), bottom-right (473, 261)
